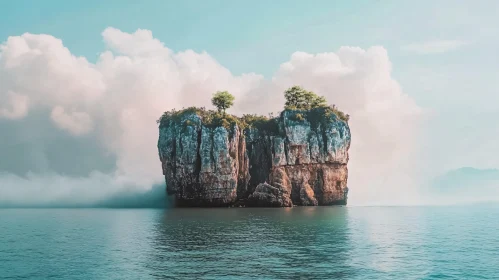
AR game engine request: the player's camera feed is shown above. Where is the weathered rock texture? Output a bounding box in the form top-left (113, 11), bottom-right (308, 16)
top-left (158, 108), bottom-right (351, 207)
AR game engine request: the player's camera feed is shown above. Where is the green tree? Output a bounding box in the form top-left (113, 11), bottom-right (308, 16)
top-left (284, 86), bottom-right (327, 110)
top-left (211, 91), bottom-right (235, 115)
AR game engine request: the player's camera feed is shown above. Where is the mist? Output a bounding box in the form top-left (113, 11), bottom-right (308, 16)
top-left (0, 172), bottom-right (172, 208)
top-left (1, 27), bottom-right (488, 208)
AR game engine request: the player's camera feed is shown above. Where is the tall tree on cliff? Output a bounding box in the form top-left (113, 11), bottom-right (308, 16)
top-left (212, 91), bottom-right (235, 115)
top-left (284, 86), bottom-right (327, 110)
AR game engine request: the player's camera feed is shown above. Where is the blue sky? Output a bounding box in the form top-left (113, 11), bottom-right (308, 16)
top-left (1, 0), bottom-right (382, 75)
top-left (1, 0), bottom-right (499, 205)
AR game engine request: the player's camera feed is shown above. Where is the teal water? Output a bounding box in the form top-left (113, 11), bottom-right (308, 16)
top-left (1, 206), bottom-right (498, 279)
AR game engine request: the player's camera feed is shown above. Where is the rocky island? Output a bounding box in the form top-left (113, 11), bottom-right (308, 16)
top-left (157, 86), bottom-right (351, 207)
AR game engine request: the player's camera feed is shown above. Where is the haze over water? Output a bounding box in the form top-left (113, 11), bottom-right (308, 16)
top-left (1, 206), bottom-right (497, 279)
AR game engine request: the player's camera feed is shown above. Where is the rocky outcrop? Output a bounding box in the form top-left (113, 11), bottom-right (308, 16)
top-left (157, 112), bottom-right (249, 207)
top-left (157, 107), bottom-right (351, 207)
top-left (247, 182), bottom-right (293, 207)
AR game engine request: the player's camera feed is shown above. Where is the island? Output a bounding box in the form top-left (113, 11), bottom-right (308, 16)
top-left (157, 86), bottom-right (351, 207)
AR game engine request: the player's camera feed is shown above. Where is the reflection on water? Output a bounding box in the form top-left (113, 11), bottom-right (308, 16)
top-left (1, 206), bottom-right (499, 279)
top-left (149, 207), bottom-right (351, 279)
top-left (346, 207), bottom-right (431, 278)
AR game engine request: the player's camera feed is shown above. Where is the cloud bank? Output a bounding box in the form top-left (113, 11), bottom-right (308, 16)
top-left (0, 28), bottom-right (424, 207)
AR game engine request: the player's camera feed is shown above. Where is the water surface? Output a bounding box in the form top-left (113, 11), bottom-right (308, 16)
top-left (1, 206), bottom-right (498, 279)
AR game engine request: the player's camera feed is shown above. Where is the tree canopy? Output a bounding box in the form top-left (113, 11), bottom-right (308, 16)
top-left (284, 86), bottom-right (327, 110)
top-left (211, 91), bottom-right (235, 114)
top-left (158, 86), bottom-right (349, 131)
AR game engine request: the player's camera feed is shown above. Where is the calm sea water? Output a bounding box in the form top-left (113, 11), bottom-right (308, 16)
top-left (1, 206), bottom-right (498, 279)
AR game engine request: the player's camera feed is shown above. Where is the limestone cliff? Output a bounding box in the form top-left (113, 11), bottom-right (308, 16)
top-left (157, 107), bottom-right (351, 207)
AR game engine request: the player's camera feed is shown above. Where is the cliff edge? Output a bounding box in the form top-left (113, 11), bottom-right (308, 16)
top-left (157, 107), bottom-right (351, 207)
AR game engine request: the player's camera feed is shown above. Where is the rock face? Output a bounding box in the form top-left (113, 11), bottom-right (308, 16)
top-left (158, 112), bottom-right (249, 206)
top-left (158, 108), bottom-right (351, 207)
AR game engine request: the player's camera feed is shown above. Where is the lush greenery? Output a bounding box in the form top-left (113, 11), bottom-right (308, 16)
top-left (157, 86), bottom-right (349, 133)
top-left (305, 106), bottom-right (348, 129)
top-left (211, 91), bottom-right (235, 114)
top-left (283, 85), bottom-right (349, 122)
top-left (157, 107), bottom-right (239, 131)
top-left (157, 107), bottom-right (280, 135)
top-left (284, 86), bottom-right (327, 110)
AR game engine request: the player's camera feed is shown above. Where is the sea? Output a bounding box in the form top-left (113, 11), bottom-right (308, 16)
top-left (1, 205), bottom-right (498, 279)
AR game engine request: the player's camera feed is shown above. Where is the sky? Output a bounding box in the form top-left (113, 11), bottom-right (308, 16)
top-left (1, 0), bottom-right (499, 206)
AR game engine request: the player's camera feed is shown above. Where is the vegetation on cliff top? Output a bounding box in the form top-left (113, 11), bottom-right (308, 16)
top-left (156, 106), bottom-right (278, 134)
top-left (284, 86), bottom-right (327, 110)
top-left (157, 107), bottom-right (239, 130)
top-left (211, 91), bottom-right (234, 115)
top-left (157, 86), bottom-right (349, 132)
top-left (284, 86), bottom-right (349, 122)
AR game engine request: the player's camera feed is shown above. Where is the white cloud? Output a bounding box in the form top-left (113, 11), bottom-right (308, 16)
top-left (50, 106), bottom-right (93, 136)
top-left (102, 27), bottom-right (169, 57)
top-left (0, 91), bottom-right (29, 119)
top-left (401, 40), bottom-right (468, 54)
top-left (0, 27), bottom-right (425, 206)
